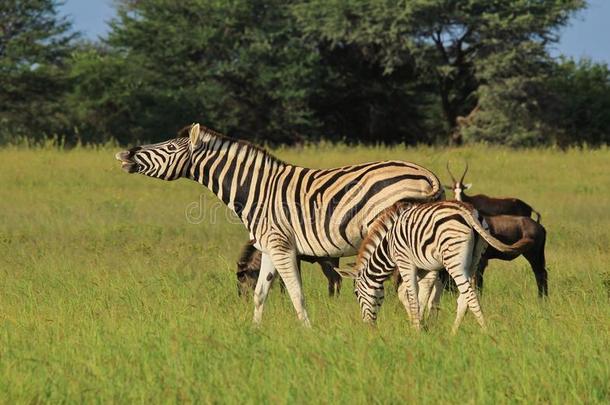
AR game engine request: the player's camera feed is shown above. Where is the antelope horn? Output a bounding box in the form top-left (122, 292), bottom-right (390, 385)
top-left (446, 162), bottom-right (456, 183)
top-left (460, 162), bottom-right (469, 184)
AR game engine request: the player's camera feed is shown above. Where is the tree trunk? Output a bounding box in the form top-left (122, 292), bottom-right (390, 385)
top-left (439, 82), bottom-right (462, 145)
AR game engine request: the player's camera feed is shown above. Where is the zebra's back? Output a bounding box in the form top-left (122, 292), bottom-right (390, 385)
top-left (264, 160), bottom-right (442, 257)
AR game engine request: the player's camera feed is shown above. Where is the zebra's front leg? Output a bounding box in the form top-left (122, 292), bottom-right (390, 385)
top-left (396, 259), bottom-right (421, 331)
top-left (270, 248), bottom-right (311, 327)
top-left (252, 253), bottom-right (276, 325)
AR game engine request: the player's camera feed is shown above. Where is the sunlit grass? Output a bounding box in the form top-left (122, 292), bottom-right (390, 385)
top-left (0, 144), bottom-right (608, 402)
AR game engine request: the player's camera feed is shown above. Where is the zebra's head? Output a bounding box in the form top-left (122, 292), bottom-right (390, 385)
top-left (355, 276), bottom-right (383, 323)
top-left (115, 124), bottom-right (202, 181)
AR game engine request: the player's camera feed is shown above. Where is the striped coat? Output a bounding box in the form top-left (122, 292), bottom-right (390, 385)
top-left (116, 124), bottom-right (443, 325)
top-left (339, 201), bottom-right (532, 333)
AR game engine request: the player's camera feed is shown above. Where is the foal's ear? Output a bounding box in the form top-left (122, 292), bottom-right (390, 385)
top-left (334, 266), bottom-right (358, 279)
top-left (189, 123), bottom-right (202, 148)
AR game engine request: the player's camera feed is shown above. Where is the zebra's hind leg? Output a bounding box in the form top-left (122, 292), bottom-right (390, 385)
top-left (445, 263), bottom-right (486, 334)
top-left (253, 253), bottom-right (277, 325)
top-left (429, 275), bottom-right (443, 316)
top-left (417, 270), bottom-right (438, 323)
top-left (270, 248), bottom-right (311, 327)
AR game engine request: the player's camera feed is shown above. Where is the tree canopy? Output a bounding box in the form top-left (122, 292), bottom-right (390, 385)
top-left (0, 0), bottom-right (76, 142)
top-left (2, 0), bottom-right (609, 147)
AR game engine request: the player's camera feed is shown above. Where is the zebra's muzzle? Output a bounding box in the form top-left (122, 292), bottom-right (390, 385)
top-left (115, 150), bottom-right (139, 173)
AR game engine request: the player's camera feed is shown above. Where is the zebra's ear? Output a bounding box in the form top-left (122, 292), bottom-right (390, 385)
top-left (334, 266), bottom-right (358, 279)
top-left (189, 123), bottom-right (202, 148)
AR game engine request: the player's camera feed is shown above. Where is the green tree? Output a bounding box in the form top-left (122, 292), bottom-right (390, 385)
top-left (96, 0), bottom-right (321, 145)
top-left (547, 58), bottom-right (610, 146)
top-left (312, 43), bottom-right (439, 144)
top-left (0, 0), bottom-right (76, 142)
top-left (293, 0), bottom-right (585, 144)
top-left (64, 42), bottom-right (140, 144)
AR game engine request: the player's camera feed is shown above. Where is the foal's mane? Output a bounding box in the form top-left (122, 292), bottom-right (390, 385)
top-left (356, 202), bottom-right (408, 266)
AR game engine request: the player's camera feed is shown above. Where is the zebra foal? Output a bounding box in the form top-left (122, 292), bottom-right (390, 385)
top-left (115, 123), bottom-right (443, 326)
top-left (338, 201), bottom-right (533, 333)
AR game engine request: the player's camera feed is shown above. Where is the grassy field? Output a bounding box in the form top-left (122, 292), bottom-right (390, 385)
top-left (0, 144), bottom-right (608, 403)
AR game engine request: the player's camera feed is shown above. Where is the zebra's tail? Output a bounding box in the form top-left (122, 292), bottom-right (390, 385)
top-left (455, 203), bottom-right (535, 254)
top-left (404, 165), bottom-right (443, 202)
top-left (423, 169), bottom-right (444, 202)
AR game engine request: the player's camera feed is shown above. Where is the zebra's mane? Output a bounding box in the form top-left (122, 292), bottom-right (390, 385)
top-left (177, 124), bottom-right (287, 165)
top-left (356, 202), bottom-right (410, 269)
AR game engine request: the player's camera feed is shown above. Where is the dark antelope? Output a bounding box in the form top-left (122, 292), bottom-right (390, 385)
top-left (236, 241), bottom-right (341, 298)
top-left (445, 163), bottom-right (541, 222)
top-left (476, 215), bottom-right (548, 297)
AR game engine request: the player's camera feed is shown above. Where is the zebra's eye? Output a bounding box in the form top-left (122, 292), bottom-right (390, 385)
top-left (167, 143), bottom-right (177, 151)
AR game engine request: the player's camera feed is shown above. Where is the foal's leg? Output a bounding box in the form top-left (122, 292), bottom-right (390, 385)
top-left (426, 275), bottom-right (443, 319)
top-left (396, 257), bottom-right (421, 331)
top-left (417, 270), bottom-right (438, 321)
top-left (444, 256), bottom-right (486, 334)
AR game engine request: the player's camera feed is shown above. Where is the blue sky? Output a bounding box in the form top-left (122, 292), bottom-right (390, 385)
top-left (60, 0), bottom-right (610, 65)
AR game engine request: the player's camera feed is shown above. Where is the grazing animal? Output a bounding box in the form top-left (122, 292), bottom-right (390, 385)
top-left (477, 215), bottom-right (548, 297)
top-left (395, 214), bottom-right (549, 298)
top-left (236, 240), bottom-right (341, 297)
top-left (115, 123), bottom-right (442, 326)
top-left (446, 163), bottom-right (541, 222)
top-left (337, 201), bottom-right (533, 333)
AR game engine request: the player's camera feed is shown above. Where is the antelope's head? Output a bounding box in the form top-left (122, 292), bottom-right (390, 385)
top-left (444, 162), bottom-right (472, 201)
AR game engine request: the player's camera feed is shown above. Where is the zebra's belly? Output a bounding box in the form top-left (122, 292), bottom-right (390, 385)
top-left (411, 251), bottom-right (444, 272)
top-left (293, 236), bottom-right (360, 258)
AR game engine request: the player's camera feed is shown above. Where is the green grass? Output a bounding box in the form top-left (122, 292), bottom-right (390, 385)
top-left (0, 144), bottom-right (608, 403)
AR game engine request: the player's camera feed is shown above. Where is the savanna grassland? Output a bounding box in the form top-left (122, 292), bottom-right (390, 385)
top-left (0, 144), bottom-right (608, 403)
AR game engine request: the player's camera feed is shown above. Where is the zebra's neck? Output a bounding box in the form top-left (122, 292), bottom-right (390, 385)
top-left (187, 128), bottom-right (289, 225)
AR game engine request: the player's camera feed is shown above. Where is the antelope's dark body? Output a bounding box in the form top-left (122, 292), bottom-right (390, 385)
top-left (463, 194), bottom-right (537, 220)
top-left (478, 215), bottom-right (548, 296)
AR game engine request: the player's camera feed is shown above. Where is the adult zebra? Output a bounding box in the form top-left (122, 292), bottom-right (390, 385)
top-left (115, 123), bottom-right (443, 325)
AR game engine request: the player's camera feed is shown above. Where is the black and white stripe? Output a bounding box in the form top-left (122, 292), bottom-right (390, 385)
top-left (346, 201), bottom-right (531, 333)
top-left (116, 123), bottom-right (443, 325)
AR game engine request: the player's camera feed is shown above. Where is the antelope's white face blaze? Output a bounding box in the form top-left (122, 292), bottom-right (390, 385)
top-left (452, 182), bottom-right (472, 201)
